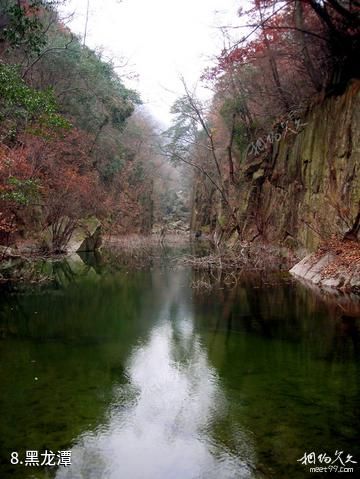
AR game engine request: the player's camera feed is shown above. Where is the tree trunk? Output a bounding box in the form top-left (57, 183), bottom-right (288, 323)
top-left (295, 1), bottom-right (322, 92)
top-left (258, 7), bottom-right (290, 110)
top-left (344, 209), bottom-right (360, 241)
top-left (227, 113), bottom-right (236, 185)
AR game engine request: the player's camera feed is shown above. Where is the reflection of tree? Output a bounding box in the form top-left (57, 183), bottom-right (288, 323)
top-left (2, 259), bottom-right (360, 479)
top-left (330, 315), bottom-right (360, 361)
top-left (0, 265), bottom-right (161, 479)
top-left (193, 268), bottom-right (360, 354)
top-left (192, 273), bottom-right (360, 478)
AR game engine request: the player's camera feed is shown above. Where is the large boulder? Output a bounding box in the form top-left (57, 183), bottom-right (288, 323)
top-left (290, 247), bottom-right (360, 294)
top-left (67, 217), bottom-right (102, 254)
top-left (41, 217), bottom-right (102, 254)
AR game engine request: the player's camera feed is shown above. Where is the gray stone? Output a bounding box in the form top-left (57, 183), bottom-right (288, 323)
top-left (290, 251), bottom-right (360, 295)
top-left (350, 273), bottom-right (360, 289)
top-left (67, 217), bottom-right (102, 253)
top-left (0, 246), bottom-right (16, 257)
top-left (289, 254), bottom-right (313, 277)
top-left (321, 277), bottom-right (342, 288)
top-left (303, 253), bottom-right (334, 281)
top-left (311, 272), bottom-right (322, 285)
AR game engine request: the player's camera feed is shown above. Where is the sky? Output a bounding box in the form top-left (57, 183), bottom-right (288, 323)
top-left (60, 0), bottom-right (242, 126)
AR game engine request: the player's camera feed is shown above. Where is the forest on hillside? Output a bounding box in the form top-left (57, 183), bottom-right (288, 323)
top-left (0, 0), bottom-right (188, 254)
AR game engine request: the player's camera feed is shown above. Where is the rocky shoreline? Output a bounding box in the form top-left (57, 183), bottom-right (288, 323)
top-left (290, 240), bottom-right (360, 294)
top-left (2, 233), bottom-right (360, 298)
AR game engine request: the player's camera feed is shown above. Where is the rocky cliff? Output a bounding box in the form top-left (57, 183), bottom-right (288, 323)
top-left (191, 80), bottom-right (360, 251)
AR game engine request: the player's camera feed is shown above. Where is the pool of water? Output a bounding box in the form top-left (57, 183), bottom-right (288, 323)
top-left (0, 251), bottom-right (359, 478)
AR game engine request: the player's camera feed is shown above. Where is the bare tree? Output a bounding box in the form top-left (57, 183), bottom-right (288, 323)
top-left (163, 80), bottom-right (241, 242)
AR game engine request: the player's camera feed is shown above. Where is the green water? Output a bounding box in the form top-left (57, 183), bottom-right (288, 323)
top-left (0, 252), bottom-right (359, 479)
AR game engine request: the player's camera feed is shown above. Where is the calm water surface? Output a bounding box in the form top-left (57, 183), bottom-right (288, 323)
top-left (0, 250), bottom-right (359, 479)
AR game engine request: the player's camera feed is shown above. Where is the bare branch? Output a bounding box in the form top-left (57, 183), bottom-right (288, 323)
top-left (22, 33), bottom-right (75, 78)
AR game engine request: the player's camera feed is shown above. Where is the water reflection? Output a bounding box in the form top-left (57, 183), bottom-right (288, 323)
top-left (57, 270), bottom-right (254, 479)
top-left (1, 251), bottom-right (359, 479)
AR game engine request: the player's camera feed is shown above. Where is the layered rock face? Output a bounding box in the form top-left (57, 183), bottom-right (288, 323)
top-left (191, 81), bottom-right (360, 250)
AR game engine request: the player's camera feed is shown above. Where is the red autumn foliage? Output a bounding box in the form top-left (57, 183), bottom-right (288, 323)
top-left (0, 128), bottom-right (106, 244)
top-left (0, 120), bottom-right (155, 247)
top-left (203, 0), bottom-right (359, 124)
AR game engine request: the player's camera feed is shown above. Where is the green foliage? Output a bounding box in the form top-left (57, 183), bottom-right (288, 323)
top-left (37, 31), bottom-right (141, 134)
top-left (101, 155), bottom-right (125, 183)
top-left (0, 62), bottom-right (69, 135)
top-left (111, 104), bottom-right (135, 128)
top-left (0, 63), bottom-right (49, 113)
top-left (129, 162), bottom-right (145, 186)
top-left (0, 1), bottom-right (60, 55)
top-left (1, 177), bottom-right (40, 205)
top-left (1, 2), bottom-right (45, 54)
top-left (233, 124), bottom-right (250, 152)
top-left (29, 28), bottom-right (142, 181)
top-left (170, 95), bottom-right (204, 134)
top-left (220, 97), bottom-right (252, 150)
top-left (220, 97), bottom-right (239, 123)
top-left (165, 95), bottom-right (205, 165)
top-left (0, 1), bottom-right (154, 240)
